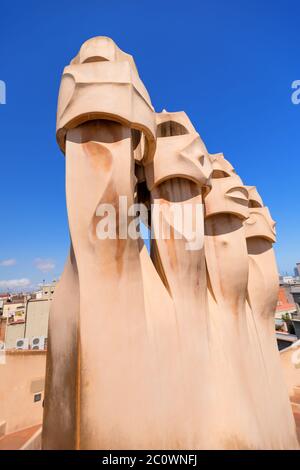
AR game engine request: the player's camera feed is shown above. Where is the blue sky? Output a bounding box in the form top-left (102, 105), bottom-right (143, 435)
top-left (0, 0), bottom-right (299, 290)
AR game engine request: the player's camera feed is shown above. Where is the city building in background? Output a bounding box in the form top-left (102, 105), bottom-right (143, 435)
top-left (0, 282), bottom-right (57, 448)
top-left (35, 282), bottom-right (57, 301)
top-left (276, 267), bottom-right (300, 351)
top-left (0, 281), bottom-right (57, 351)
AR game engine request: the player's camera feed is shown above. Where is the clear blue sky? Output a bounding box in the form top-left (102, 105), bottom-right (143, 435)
top-left (0, 0), bottom-right (299, 291)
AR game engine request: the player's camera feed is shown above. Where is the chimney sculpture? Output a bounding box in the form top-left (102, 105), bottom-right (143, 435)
top-left (42, 37), bottom-right (299, 450)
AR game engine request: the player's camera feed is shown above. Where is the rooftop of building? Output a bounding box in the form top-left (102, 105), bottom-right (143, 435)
top-left (0, 424), bottom-right (41, 450)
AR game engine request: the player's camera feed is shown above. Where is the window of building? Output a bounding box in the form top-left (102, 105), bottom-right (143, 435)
top-left (34, 393), bottom-right (42, 403)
